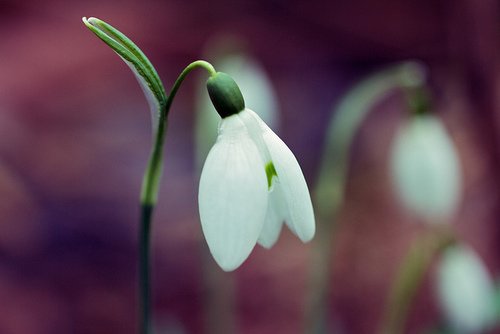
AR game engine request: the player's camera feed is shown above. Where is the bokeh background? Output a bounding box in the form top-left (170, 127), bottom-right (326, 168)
top-left (0, 1), bottom-right (499, 333)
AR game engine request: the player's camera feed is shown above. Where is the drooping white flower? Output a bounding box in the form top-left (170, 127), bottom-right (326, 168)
top-left (437, 244), bottom-right (496, 333)
top-left (390, 114), bottom-right (462, 223)
top-left (199, 72), bottom-right (315, 271)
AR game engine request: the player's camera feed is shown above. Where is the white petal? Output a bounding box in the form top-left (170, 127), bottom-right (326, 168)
top-left (198, 115), bottom-right (268, 271)
top-left (245, 109), bottom-right (315, 242)
top-left (238, 109), bottom-right (273, 164)
top-left (258, 184), bottom-right (288, 249)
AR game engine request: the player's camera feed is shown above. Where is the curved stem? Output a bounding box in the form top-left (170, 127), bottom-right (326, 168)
top-left (140, 60), bottom-right (216, 206)
top-left (138, 60), bottom-right (216, 334)
top-left (165, 60), bottom-right (216, 118)
top-left (304, 62), bottom-right (426, 333)
top-left (378, 227), bottom-right (456, 334)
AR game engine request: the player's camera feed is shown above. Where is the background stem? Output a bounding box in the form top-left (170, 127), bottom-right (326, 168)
top-left (304, 63), bottom-right (426, 333)
top-left (379, 227), bottom-right (455, 334)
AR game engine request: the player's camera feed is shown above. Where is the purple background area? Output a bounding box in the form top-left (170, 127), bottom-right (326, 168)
top-left (0, 1), bottom-right (499, 333)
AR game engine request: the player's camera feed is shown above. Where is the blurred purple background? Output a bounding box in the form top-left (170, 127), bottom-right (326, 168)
top-left (0, 1), bottom-right (499, 333)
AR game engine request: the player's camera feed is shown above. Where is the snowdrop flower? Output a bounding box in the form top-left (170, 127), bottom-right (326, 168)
top-left (391, 114), bottom-right (462, 223)
top-left (199, 72), bottom-right (315, 271)
top-left (437, 244), bottom-right (496, 333)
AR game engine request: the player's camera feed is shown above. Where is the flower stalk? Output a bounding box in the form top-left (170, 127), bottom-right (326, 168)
top-left (139, 204), bottom-right (153, 334)
top-left (138, 60), bottom-right (216, 334)
top-left (84, 16), bottom-right (217, 334)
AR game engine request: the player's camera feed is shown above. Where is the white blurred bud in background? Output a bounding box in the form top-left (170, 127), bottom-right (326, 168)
top-left (436, 244), bottom-right (496, 333)
top-left (390, 114), bottom-right (462, 224)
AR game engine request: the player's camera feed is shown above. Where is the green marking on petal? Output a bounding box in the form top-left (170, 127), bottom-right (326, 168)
top-left (265, 161), bottom-right (278, 190)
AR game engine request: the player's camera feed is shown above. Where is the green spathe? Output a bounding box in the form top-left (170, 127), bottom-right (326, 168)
top-left (82, 17), bottom-right (166, 109)
top-left (206, 72), bottom-right (245, 118)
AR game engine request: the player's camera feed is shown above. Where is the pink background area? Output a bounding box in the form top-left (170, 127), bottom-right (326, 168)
top-left (0, 1), bottom-right (499, 333)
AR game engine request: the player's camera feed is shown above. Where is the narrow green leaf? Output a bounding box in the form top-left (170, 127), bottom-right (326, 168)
top-left (83, 17), bottom-right (166, 129)
top-left (86, 18), bottom-right (165, 100)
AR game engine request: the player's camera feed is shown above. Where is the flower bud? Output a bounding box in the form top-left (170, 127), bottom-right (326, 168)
top-left (206, 72), bottom-right (245, 118)
top-left (437, 245), bottom-right (496, 333)
top-left (390, 114), bottom-right (462, 223)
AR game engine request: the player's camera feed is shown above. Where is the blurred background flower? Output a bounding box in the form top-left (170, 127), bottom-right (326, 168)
top-left (0, 1), bottom-right (499, 333)
top-left (436, 244), bottom-right (496, 333)
top-left (390, 113), bottom-right (462, 224)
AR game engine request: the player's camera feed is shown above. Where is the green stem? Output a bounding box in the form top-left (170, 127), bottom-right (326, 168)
top-left (139, 204), bottom-right (153, 334)
top-left (138, 60), bottom-right (216, 334)
top-left (379, 227), bottom-right (456, 334)
top-left (164, 61), bottom-right (216, 117)
top-left (140, 60), bottom-right (216, 206)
